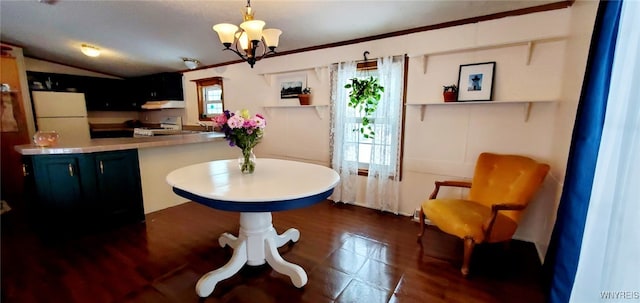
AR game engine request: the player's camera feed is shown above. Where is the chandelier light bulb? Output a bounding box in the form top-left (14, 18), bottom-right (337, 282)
top-left (213, 23), bottom-right (239, 47)
top-left (262, 29), bottom-right (282, 50)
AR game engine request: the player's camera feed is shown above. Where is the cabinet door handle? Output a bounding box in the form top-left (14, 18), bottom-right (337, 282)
top-left (68, 164), bottom-right (74, 177)
top-left (99, 161), bottom-right (104, 174)
top-left (22, 164), bottom-right (29, 177)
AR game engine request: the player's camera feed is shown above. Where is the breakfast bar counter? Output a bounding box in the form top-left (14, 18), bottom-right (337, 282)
top-left (14, 131), bottom-right (226, 155)
top-left (16, 131), bottom-right (240, 216)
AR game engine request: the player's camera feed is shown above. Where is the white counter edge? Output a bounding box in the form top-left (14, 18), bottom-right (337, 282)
top-left (15, 132), bottom-right (227, 155)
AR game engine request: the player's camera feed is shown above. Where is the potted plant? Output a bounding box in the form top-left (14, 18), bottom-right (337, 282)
top-left (344, 76), bottom-right (384, 139)
top-left (298, 87), bottom-right (312, 105)
top-left (443, 84), bottom-right (457, 102)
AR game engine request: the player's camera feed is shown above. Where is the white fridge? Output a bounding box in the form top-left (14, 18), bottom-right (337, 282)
top-left (32, 91), bottom-right (91, 143)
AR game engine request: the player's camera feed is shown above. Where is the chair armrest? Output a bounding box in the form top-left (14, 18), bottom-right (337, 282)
top-left (482, 203), bottom-right (527, 240)
top-left (429, 181), bottom-right (472, 199)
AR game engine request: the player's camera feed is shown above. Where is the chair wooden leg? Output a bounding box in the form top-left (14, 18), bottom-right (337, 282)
top-left (417, 207), bottom-right (426, 242)
top-left (462, 237), bottom-right (475, 277)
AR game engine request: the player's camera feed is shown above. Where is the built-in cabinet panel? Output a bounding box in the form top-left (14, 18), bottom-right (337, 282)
top-left (92, 150), bottom-right (144, 221)
top-left (130, 72), bottom-right (184, 101)
top-left (1, 55), bottom-right (32, 204)
top-left (30, 154), bottom-right (86, 219)
top-left (26, 71), bottom-right (85, 92)
top-left (23, 149), bottom-right (144, 232)
top-left (84, 77), bottom-right (139, 111)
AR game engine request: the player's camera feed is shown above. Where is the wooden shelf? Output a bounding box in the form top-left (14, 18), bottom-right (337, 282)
top-left (262, 104), bottom-right (329, 119)
top-left (413, 35), bottom-right (567, 74)
top-left (258, 66), bottom-right (327, 86)
top-left (405, 100), bottom-right (556, 122)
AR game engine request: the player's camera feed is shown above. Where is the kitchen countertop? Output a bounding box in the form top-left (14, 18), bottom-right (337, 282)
top-left (15, 132), bottom-right (226, 155)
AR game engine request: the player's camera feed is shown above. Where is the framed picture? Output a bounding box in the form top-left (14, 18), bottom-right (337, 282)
top-left (457, 62), bottom-right (496, 102)
top-left (278, 73), bottom-right (307, 101)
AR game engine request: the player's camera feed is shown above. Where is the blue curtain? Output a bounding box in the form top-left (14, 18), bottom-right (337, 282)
top-left (544, 1), bottom-right (623, 302)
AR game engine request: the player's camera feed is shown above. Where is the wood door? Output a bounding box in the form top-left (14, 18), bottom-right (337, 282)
top-left (1, 55), bottom-right (31, 205)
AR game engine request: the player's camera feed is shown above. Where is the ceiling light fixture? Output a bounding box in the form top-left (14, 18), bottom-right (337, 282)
top-left (80, 44), bottom-right (100, 57)
top-left (182, 58), bottom-right (200, 70)
top-left (212, 0), bottom-right (281, 68)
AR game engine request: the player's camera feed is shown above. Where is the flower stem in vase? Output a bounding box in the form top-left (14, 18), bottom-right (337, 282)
top-left (239, 148), bottom-right (256, 174)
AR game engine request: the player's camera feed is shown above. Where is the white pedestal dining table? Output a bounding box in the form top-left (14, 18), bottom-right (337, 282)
top-left (166, 158), bottom-right (339, 297)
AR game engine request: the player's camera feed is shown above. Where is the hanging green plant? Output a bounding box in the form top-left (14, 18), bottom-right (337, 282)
top-left (344, 76), bottom-right (384, 139)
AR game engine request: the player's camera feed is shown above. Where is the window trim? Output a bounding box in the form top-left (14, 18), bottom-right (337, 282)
top-left (352, 62), bottom-right (378, 173)
top-left (398, 55), bottom-right (409, 182)
top-left (193, 77), bottom-right (224, 121)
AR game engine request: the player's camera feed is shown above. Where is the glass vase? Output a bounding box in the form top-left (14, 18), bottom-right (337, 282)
top-left (238, 148), bottom-right (256, 174)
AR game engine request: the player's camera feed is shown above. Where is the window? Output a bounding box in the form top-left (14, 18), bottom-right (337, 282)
top-left (344, 63), bottom-right (383, 170)
top-left (194, 77), bottom-right (224, 120)
top-left (331, 56), bottom-right (406, 176)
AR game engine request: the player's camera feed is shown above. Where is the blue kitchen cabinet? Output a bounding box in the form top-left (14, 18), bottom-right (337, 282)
top-left (23, 149), bottom-right (144, 232)
top-left (28, 154), bottom-right (87, 228)
top-left (91, 150), bottom-right (145, 223)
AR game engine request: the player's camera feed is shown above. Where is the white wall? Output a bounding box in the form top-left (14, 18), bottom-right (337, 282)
top-left (138, 141), bottom-right (237, 214)
top-left (180, 7), bottom-right (594, 258)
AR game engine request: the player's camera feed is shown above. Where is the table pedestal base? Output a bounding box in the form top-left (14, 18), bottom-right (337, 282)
top-left (196, 212), bottom-right (307, 297)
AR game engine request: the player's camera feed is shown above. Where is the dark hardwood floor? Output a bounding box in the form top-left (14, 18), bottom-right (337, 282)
top-left (1, 201), bottom-right (545, 303)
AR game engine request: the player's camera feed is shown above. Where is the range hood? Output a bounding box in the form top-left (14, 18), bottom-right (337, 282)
top-left (141, 100), bottom-right (185, 110)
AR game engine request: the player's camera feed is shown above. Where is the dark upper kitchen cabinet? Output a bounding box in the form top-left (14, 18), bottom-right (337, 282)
top-left (131, 72), bottom-right (184, 101)
top-left (26, 71), bottom-right (141, 111)
top-left (84, 77), bottom-right (141, 111)
top-left (27, 71), bottom-right (86, 92)
top-left (26, 71), bottom-right (183, 111)
top-left (23, 149), bottom-right (144, 232)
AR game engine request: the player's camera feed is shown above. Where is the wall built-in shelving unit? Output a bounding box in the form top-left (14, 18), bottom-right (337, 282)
top-left (258, 66), bottom-right (327, 86)
top-left (413, 35), bottom-right (567, 74)
top-left (262, 104), bottom-right (329, 119)
top-left (405, 100), bottom-right (556, 122)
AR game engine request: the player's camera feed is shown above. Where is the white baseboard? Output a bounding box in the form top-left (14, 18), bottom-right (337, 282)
top-left (411, 208), bottom-right (432, 225)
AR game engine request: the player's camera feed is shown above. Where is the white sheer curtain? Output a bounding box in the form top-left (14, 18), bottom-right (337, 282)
top-left (570, 1), bottom-right (640, 301)
top-left (364, 56), bottom-right (404, 213)
top-left (329, 61), bottom-right (358, 203)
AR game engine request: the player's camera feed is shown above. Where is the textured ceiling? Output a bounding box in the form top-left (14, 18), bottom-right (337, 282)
top-left (1, 0), bottom-right (560, 77)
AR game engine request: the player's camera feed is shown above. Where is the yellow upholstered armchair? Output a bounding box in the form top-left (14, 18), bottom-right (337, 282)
top-left (417, 152), bottom-right (550, 276)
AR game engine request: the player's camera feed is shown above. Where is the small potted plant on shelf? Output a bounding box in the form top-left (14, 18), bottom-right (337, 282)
top-left (298, 87), bottom-right (312, 105)
top-left (443, 84), bottom-right (458, 102)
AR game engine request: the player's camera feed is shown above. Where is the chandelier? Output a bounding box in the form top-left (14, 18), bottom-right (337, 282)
top-left (212, 0), bottom-right (282, 68)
